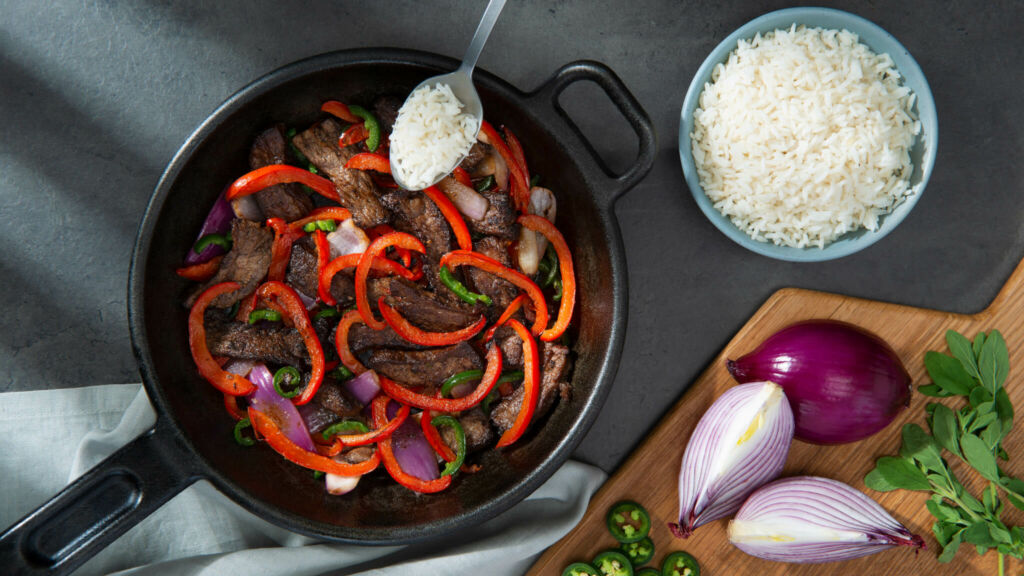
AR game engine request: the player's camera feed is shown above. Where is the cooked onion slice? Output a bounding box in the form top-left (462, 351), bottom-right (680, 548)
top-left (438, 176), bottom-right (489, 221)
top-left (326, 219), bottom-right (370, 259)
top-left (247, 364), bottom-right (316, 452)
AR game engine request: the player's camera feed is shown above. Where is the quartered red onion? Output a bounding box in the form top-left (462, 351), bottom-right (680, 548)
top-left (517, 186), bottom-right (558, 275)
top-left (670, 381), bottom-right (794, 538)
top-left (230, 194), bottom-right (263, 221)
top-left (389, 410), bottom-right (438, 481)
top-left (343, 370), bottom-right (381, 406)
top-left (729, 476), bottom-right (924, 563)
top-left (247, 364), bottom-right (316, 452)
top-left (727, 320), bottom-right (911, 445)
top-left (325, 470), bottom-right (361, 495)
top-left (183, 189), bottom-right (235, 265)
top-left (326, 219), bottom-right (370, 258)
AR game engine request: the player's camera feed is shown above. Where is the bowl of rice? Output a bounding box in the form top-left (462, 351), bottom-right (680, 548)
top-left (679, 7), bottom-right (937, 261)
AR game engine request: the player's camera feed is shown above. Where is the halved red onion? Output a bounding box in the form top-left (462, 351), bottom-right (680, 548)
top-left (296, 402), bottom-right (339, 436)
top-left (727, 320), bottom-right (911, 444)
top-left (325, 471), bottom-right (361, 495)
top-left (438, 176), bottom-right (489, 220)
top-left (671, 381), bottom-right (794, 539)
top-left (326, 219), bottom-right (370, 258)
top-left (247, 364), bottom-right (316, 452)
top-left (343, 370), bottom-right (381, 407)
top-left (729, 476), bottom-right (924, 563)
top-left (230, 194), bottom-right (263, 221)
top-left (184, 189), bottom-right (235, 265)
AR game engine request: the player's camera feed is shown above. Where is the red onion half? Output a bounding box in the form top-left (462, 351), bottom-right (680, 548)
top-left (727, 320), bottom-right (911, 445)
top-left (729, 476), bottom-right (924, 563)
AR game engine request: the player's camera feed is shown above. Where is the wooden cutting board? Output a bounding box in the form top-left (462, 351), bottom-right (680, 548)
top-left (528, 258), bottom-right (1024, 576)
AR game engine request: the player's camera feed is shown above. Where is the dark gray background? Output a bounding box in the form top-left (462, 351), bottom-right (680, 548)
top-left (2, 0), bottom-right (1021, 474)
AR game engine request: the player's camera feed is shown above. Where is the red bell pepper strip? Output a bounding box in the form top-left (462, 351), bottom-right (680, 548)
top-left (495, 319), bottom-right (540, 448)
top-left (479, 121), bottom-right (529, 212)
top-left (366, 224), bottom-right (412, 267)
top-left (377, 344), bottom-right (502, 412)
top-left (372, 397), bottom-right (452, 493)
top-left (322, 395), bottom-right (409, 455)
top-left (287, 207), bottom-right (353, 233)
top-left (339, 123), bottom-right (369, 148)
top-left (440, 250), bottom-right (549, 337)
top-left (344, 152), bottom-right (391, 174)
top-left (452, 166), bottom-right (473, 188)
top-left (481, 293), bottom-right (530, 342)
top-left (254, 281), bottom-right (325, 405)
top-left (188, 282), bottom-right (256, 396)
top-left (320, 100), bottom-right (362, 124)
top-left (335, 309), bottom-right (368, 375)
top-left (249, 408), bottom-right (380, 476)
top-left (175, 256), bottom-right (223, 282)
top-left (313, 230), bottom-right (332, 304)
top-left (422, 186), bottom-right (472, 251)
top-left (421, 406), bottom-right (457, 462)
top-left (503, 126), bottom-right (530, 193)
top-left (234, 292), bottom-right (258, 323)
top-left (378, 298), bottom-right (486, 346)
top-left (223, 392), bottom-right (247, 421)
top-left (226, 164), bottom-right (341, 204)
top-left (320, 253), bottom-right (418, 307)
top-left (356, 232), bottom-right (425, 330)
top-left (518, 214), bottom-right (576, 341)
top-left (266, 218), bottom-right (302, 283)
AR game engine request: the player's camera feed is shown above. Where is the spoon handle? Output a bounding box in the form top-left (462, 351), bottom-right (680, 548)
top-left (459, 0), bottom-right (507, 75)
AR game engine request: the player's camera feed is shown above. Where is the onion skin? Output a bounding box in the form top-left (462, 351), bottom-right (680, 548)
top-left (671, 381), bottom-right (794, 539)
top-left (727, 320), bottom-right (911, 445)
top-left (729, 476), bottom-right (924, 563)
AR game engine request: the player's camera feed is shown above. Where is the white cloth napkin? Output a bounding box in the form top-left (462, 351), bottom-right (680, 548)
top-left (0, 385), bottom-right (605, 576)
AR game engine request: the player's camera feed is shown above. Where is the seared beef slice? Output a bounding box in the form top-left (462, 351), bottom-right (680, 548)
top-left (249, 125), bottom-right (314, 221)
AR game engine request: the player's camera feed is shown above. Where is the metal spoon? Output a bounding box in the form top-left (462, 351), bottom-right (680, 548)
top-left (390, 0), bottom-right (507, 190)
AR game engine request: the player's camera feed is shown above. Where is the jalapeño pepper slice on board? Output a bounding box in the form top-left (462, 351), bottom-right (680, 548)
top-left (635, 569), bottom-right (660, 576)
top-left (562, 562), bottom-right (601, 576)
top-left (620, 536), bottom-right (654, 566)
top-left (592, 550), bottom-right (633, 576)
top-left (660, 551), bottom-right (699, 576)
top-left (607, 500), bottom-right (651, 544)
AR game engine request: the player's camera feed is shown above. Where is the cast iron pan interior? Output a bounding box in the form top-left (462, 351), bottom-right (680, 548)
top-left (135, 49), bottom-right (642, 543)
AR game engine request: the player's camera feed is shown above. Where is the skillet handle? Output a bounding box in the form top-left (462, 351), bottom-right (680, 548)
top-left (530, 60), bottom-right (656, 202)
top-left (0, 419), bottom-right (201, 575)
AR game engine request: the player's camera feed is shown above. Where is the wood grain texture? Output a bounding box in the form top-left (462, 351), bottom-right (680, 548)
top-left (528, 258), bottom-right (1024, 575)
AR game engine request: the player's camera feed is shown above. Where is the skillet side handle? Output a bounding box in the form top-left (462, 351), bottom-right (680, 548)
top-left (531, 60), bottom-right (656, 202)
top-left (0, 420), bottom-right (201, 576)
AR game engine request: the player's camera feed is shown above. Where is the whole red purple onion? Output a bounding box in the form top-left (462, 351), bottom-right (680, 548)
top-left (727, 320), bottom-right (911, 444)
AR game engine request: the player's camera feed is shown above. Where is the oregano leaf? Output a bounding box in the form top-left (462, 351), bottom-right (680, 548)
top-left (947, 329), bottom-right (981, 380)
top-left (961, 433), bottom-right (1001, 482)
top-left (925, 351), bottom-right (975, 396)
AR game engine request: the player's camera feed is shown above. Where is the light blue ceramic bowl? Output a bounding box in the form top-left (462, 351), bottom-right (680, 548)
top-left (679, 7), bottom-right (938, 262)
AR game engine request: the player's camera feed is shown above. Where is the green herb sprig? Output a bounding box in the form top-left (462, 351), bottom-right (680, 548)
top-left (865, 329), bottom-right (1024, 573)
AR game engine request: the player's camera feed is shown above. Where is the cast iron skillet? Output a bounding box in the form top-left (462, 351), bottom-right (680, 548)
top-left (0, 48), bottom-right (655, 575)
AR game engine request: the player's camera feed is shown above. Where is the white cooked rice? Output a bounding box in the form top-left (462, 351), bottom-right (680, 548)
top-left (390, 82), bottom-right (477, 190)
top-left (691, 25), bottom-right (921, 249)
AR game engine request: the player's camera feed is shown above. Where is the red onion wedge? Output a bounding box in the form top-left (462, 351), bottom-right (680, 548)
top-left (518, 187), bottom-right (558, 275)
top-left (326, 219), bottom-right (370, 259)
top-left (325, 470), bottom-right (361, 495)
top-left (230, 194), bottom-right (263, 222)
top-left (391, 413), bottom-right (439, 481)
top-left (727, 320), bottom-right (911, 445)
top-left (343, 370), bottom-right (381, 407)
top-left (729, 476), bottom-right (924, 563)
top-left (184, 189), bottom-right (235, 266)
top-left (247, 364), bottom-right (316, 452)
top-left (438, 175), bottom-right (489, 221)
top-left (671, 381), bottom-right (794, 539)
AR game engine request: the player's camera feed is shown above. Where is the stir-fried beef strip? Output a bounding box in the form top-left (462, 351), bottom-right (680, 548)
top-left (367, 276), bottom-right (481, 332)
top-left (379, 188), bottom-right (453, 290)
top-left (285, 236), bottom-right (355, 305)
top-left (204, 313), bottom-right (308, 367)
top-left (459, 142), bottom-right (490, 174)
top-left (441, 408), bottom-right (494, 454)
top-left (292, 118), bottom-right (389, 228)
top-left (248, 124), bottom-right (315, 221)
top-left (186, 219), bottom-right (273, 308)
top-left (491, 342), bottom-right (572, 433)
top-left (347, 323), bottom-right (429, 353)
top-left (494, 325), bottom-right (525, 369)
top-left (465, 190), bottom-right (518, 240)
top-left (362, 342), bottom-right (482, 388)
top-left (464, 236), bottom-right (519, 318)
top-left (372, 95), bottom-right (403, 134)
top-left (312, 377), bottom-right (364, 420)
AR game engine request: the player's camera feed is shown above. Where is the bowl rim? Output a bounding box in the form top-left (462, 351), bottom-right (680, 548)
top-left (678, 6), bottom-right (938, 262)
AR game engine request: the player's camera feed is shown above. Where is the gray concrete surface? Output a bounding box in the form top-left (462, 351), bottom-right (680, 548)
top-left (2, 0), bottom-right (1022, 476)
